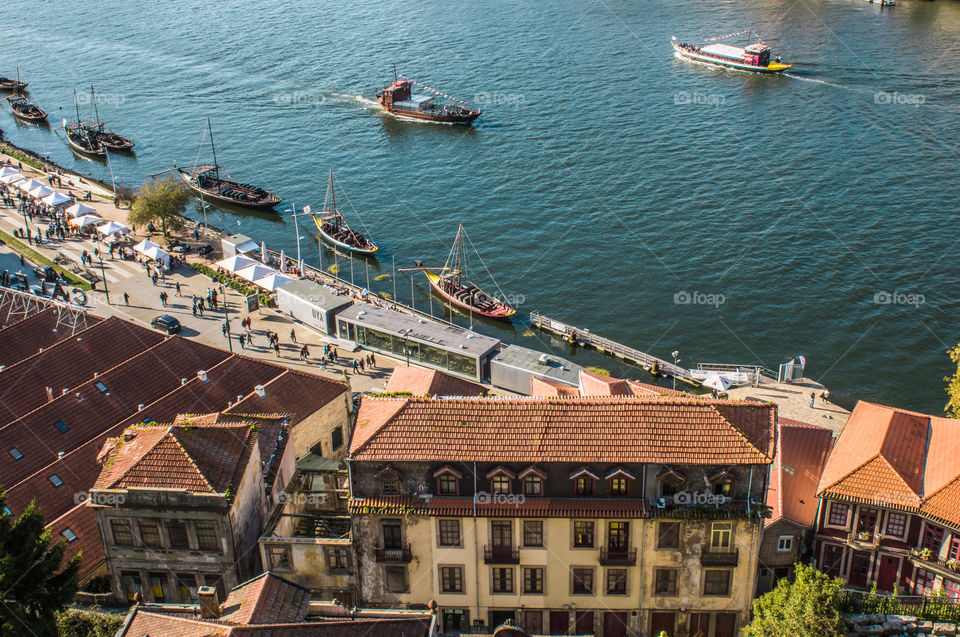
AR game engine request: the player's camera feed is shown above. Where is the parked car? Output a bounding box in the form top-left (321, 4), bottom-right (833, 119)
top-left (150, 315), bottom-right (181, 334)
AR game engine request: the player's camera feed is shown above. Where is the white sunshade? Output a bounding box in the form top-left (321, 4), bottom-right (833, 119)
top-left (42, 191), bottom-right (72, 207)
top-left (254, 272), bottom-right (295, 291)
top-left (27, 184), bottom-right (54, 199)
top-left (0, 167), bottom-right (20, 178)
top-left (134, 239), bottom-right (170, 266)
top-left (70, 214), bottom-right (102, 228)
top-left (701, 373), bottom-right (734, 392)
top-left (216, 254), bottom-right (258, 273)
top-left (233, 238), bottom-right (259, 253)
top-left (235, 263), bottom-right (277, 284)
top-left (66, 202), bottom-right (96, 217)
top-left (19, 178), bottom-right (46, 192)
top-left (0, 172), bottom-right (24, 185)
top-left (97, 220), bottom-right (129, 235)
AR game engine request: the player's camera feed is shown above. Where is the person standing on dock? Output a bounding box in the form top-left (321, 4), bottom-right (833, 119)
top-left (810, 392), bottom-right (816, 408)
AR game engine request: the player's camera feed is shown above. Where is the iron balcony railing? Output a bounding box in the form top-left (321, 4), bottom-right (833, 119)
top-left (484, 545), bottom-right (520, 564)
top-left (374, 544), bottom-right (412, 563)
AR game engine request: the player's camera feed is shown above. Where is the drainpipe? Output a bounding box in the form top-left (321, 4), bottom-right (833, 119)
top-left (747, 466), bottom-right (754, 516)
top-left (473, 462), bottom-right (481, 627)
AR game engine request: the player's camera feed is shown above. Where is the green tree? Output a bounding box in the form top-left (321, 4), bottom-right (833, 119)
top-left (744, 563), bottom-right (847, 637)
top-left (128, 177), bottom-right (190, 237)
top-left (55, 608), bottom-right (124, 637)
top-left (944, 344), bottom-right (960, 418)
top-left (0, 491), bottom-right (81, 635)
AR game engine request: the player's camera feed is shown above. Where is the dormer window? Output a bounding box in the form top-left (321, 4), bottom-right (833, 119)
top-left (606, 467), bottom-right (635, 497)
top-left (519, 466), bottom-right (546, 497)
top-left (710, 469), bottom-right (735, 497)
top-left (570, 467), bottom-right (598, 496)
top-left (486, 467), bottom-right (516, 495)
top-left (376, 467), bottom-right (401, 496)
top-left (657, 468), bottom-right (686, 498)
top-left (433, 466), bottom-right (463, 496)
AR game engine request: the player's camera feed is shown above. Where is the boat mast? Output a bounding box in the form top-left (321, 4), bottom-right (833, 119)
top-left (15, 64), bottom-right (20, 95)
top-left (207, 118), bottom-right (221, 185)
top-left (91, 85), bottom-right (101, 128)
top-left (455, 224), bottom-right (465, 287)
top-left (393, 63), bottom-right (398, 82)
top-left (74, 89), bottom-right (81, 124)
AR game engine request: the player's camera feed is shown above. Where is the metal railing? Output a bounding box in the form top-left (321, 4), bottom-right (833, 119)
top-left (600, 546), bottom-right (637, 566)
top-left (700, 547), bottom-right (739, 567)
top-left (374, 544), bottom-right (412, 563)
top-left (483, 545), bottom-right (520, 564)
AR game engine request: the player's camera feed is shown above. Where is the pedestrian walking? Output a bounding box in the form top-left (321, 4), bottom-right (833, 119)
top-left (824, 388), bottom-right (830, 403)
top-left (359, 358), bottom-right (365, 372)
top-left (198, 303), bottom-right (204, 317)
top-left (290, 328), bottom-right (297, 344)
top-left (299, 344), bottom-right (309, 361)
top-left (123, 291), bottom-right (129, 305)
top-left (320, 358), bottom-right (327, 371)
top-left (192, 304), bottom-right (197, 317)
top-left (222, 323), bottom-right (228, 338)
top-left (809, 392), bottom-right (815, 408)
top-left (151, 272), bottom-right (158, 286)
top-left (239, 333), bottom-right (245, 349)
top-left (175, 282), bottom-right (182, 296)
top-left (159, 291), bottom-right (167, 307)
top-left (352, 359), bottom-right (359, 374)
top-left (273, 342), bottom-right (280, 357)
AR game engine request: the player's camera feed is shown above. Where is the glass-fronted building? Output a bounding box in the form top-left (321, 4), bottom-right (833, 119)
top-left (335, 303), bottom-right (500, 381)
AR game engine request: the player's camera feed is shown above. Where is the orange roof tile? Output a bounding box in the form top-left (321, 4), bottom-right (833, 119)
top-left (766, 418), bottom-right (834, 526)
top-left (385, 366), bottom-right (487, 397)
top-left (579, 369), bottom-right (631, 396)
top-left (530, 376), bottom-right (579, 397)
top-left (350, 395), bottom-right (775, 464)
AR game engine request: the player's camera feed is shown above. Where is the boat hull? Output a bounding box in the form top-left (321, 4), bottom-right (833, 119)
top-left (424, 271), bottom-right (516, 319)
top-left (314, 218), bottom-right (378, 254)
top-left (66, 127), bottom-right (106, 157)
top-left (177, 169), bottom-right (281, 210)
top-left (377, 102), bottom-right (480, 125)
top-left (0, 80), bottom-right (27, 91)
top-left (671, 41), bottom-right (791, 73)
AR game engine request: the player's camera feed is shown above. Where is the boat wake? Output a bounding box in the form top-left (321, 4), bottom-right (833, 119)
top-left (329, 93), bottom-right (380, 108)
top-left (782, 73), bottom-right (870, 94)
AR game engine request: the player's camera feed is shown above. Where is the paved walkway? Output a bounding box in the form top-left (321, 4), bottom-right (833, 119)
top-left (727, 376), bottom-right (850, 434)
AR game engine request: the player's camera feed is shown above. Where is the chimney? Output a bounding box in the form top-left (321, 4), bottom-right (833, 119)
top-left (198, 586), bottom-right (221, 619)
top-left (254, 384), bottom-right (266, 399)
top-left (45, 387), bottom-right (54, 402)
top-left (198, 370), bottom-right (209, 383)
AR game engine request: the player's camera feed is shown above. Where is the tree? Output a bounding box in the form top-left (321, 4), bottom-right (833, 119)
top-left (128, 177), bottom-right (191, 237)
top-left (56, 607), bottom-right (124, 637)
top-left (0, 491), bottom-right (81, 635)
top-left (944, 344), bottom-right (960, 418)
top-left (743, 563), bottom-right (847, 637)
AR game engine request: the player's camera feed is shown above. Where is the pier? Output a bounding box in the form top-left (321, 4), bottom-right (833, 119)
top-left (529, 310), bottom-right (701, 387)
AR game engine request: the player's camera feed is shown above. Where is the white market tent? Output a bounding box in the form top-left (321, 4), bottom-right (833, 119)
top-left (0, 172), bottom-right (24, 185)
top-left (65, 202), bottom-right (96, 217)
top-left (216, 254), bottom-right (258, 274)
top-left (70, 214), bottom-right (102, 228)
top-left (41, 191), bottom-right (72, 207)
top-left (134, 239), bottom-right (170, 267)
top-left (0, 167), bottom-right (19, 178)
top-left (27, 184), bottom-right (54, 200)
top-left (19, 178), bottom-right (46, 192)
top-left (254, 272), bottom-right (295, 292)
top-left (235, 263), bottom-right (276, 284)
top-left (97, 220), bottom-right (129, 235)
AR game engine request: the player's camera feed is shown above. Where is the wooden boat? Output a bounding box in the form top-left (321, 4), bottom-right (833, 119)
top-left (84, 86), bottom-right (134, 150)
top-left (177, 119), bottom-right (281, 209)
top-left (0, 65), bottom-right (28, 92)
top-left (671, 34), bottom-right (791, 74)
top-left (374, 71), bottom-right (480, 125)
top-left (64, 90), bottom-right (105, 157)
top-left (312, 170), bottom-right (378, 255)
top-left (7, 94), bottom-right (47, 122)
top-left (403, 225), bottom-right (516, 320)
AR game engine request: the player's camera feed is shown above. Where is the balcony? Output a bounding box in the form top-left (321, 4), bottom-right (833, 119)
top-left (701, 547), bottom-right (739, 567)
top-left (600, 546), bottom-right (637, 566)
top-left (846, 531), bottom-right (880, 551)
top-left (908, 547), bottom-right (960, 581)
top-left (484, 545), bottom-right (520, 564)
top-left (374, 544), bottom-right (412, 563)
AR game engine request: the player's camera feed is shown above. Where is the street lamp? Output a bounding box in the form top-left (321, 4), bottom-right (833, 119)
top-left (219, 283), bottom-right (232, 353)
top-left (97, 255), bottom-right (109, 304)
top-left (671, 350), bottom-right (680, 391)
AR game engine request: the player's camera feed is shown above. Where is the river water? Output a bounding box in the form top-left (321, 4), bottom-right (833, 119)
top-left (2, 0), bottom-right (958, 413)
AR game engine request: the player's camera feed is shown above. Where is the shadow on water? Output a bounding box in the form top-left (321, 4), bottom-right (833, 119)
top-left (379, 115), bottom-right (480, 138)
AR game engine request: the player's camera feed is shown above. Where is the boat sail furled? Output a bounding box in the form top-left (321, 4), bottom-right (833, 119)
top-left (312, 171), bottom-right (378, 255)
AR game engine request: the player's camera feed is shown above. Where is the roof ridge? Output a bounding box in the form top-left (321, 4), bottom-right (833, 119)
top-left (856, 400), bottom-right (933, 420)
top-left (817, 452), bottom-right (881, 496)
top-left (708, 403), bottom-right (775, 462)
top-left (172, 424), bottom-right (254, 493)
top-left (160, 429), bottom-right (215, 492)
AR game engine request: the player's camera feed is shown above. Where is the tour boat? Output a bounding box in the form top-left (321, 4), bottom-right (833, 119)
top-left (312, 170), bottom-right (378, 255)
top-left (85, 86), bottom-right (134, 151)
top-left (671, 35), bottom-right (792, 74)
top-left (64, 90), bottom-right (105, 157)
top-left (7, 94), bottom-right (47, 122)
top-left (374, 72), bottom-right (480, 125)
top-left (177, 119), bottom-right (281, 209)
top-left (402, 225), bottom-right (516, 320)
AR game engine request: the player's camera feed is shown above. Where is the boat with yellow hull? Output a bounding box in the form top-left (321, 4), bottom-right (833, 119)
top-left (671, 37), bottom-right (791, 74)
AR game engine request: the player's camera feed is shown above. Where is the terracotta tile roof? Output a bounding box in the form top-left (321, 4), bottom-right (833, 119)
top-left (626, 380), bottom-right (685, 396)
top-left (579, 369), bottom-right (631, 396)
top-left (350, 395), bottom-right (775, 464)
top-left (228, 368), bottom-right (345, 424)
top-left (0, 309), bottom-right (102, 369)
top-left (767, 418), bottom-right (834, 526)
top-left (386, 366), bottom-right (487, 397)
top-left (529, 376), bottom-right (579, 397)
top-left (47, 503), bottom-right (103, 580)
top-left (349, 495), bottom-right (652, 518)
top-left (220, 572), bottom-right (310, 625)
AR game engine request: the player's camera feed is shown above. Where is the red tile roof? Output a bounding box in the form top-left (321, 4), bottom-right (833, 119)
top-left (0, 309), bottom-right (102, 369)
top-left (228, 368), bottom-right (345, 424)
top-left (579, 369), bottom-right (631, 396)
top-left (47, 503), bottom-right (103, 580)
top-left (220, 572), bottom-right (310, 625)
top-left (766, 418), bottom-right (834, 526)
top-left (529, 376), bottom-right (580, 397)
top-left (386, 366), bottom-right (487, 397)
top-left (350, 395), bottom-right (776, 464)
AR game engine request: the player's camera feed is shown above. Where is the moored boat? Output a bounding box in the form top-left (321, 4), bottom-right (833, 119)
top-left (177, 119), bottom-right (281, 209)
top-left (402, 225), bottom-right (516, 320)
top-left (63, 90), bottom-right (105, 157)
top-left (7, 94), bottom-right (47, 122)
top-left (85, 86), bottom-right (134, 151)
top-left (0, 65), bottom-right (28, 92)
top-left (671, 34), bottom-right (791, 74)
top-left (312, 170), bottom-right (378, 255)
top-left (374, 72), bottom-right (480, 125)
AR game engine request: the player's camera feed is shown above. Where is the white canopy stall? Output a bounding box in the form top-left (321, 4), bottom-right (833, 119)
top-left (134, 239), bottom-right (171, 267)
top-left (41, 191), bottom-right (72, 208)
top-left (215, 254), bottom-right (258, 274)
top-left (235, 263), bottom-right (276, 284)
top-left (97, 220), bottom-right (130, 235)
top-left (254, 272), bottom-right (295, 292)
top-left (65, 202), bottom-right (96, 218)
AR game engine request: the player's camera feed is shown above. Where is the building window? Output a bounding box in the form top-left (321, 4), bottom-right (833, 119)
top-left (139, 521), bottom-right (161, 547)
top-left (574, 521), bottom-right (595, 548)
top-left (491, 474), bottom-right (511, 495)
top-left (949, 538), bottom-right (960, 561)
top-left (148, 572), bottom-right (168, 602)
top-left (382, 520), bottom-right (403, 550)
top-left (822, 544), bottom-right (844, 576)
top-left (440, 566), bottom-right (464, 593)
top-left (196, 523), bottom-right (219, 551)
top-left (704, 569), bottom-right (731, 596)
top-left (657, 521), bottom-right (680, 549)
top-left (655, 567), bottom-right (678, 595)
top-left (111, 520), bottom-right (133, 546)
top-left (608, 521), bottom-right (629, 550)
top-left (828, 502), bottom-right (849, 527)
top-left (913, 568), bottom-right (936, 596)
top-left (606, 568), bottom-right (628, 595)
top-left (168, 521), bottom-right (189, 549)
top-left (331, 425), bottom-right (344, 451)
top-left (54, 420), bottom-right (70, 433)
top-left (491, 567), bottom-right (514, 593)
top-left (711, 471), bottom-right (735, 496)
top-left (9, 448), bottom-right (23, 461)
top-left (777, 535), bottom-right (793, 552)
top-left (944, 578), bottom-right (960, 599)
top-left (523, 567), bottom-right (544, 594)
top-left (438, 519), bottom-right (461, 547)
top-left (438, 473), bottom-right (459, 495)
top-left (523, 520), bottom-right (544, 547)
top-left (922, 524), bottom-right (944, 553)
top-left (268, 545), bottom-right (291, 570)
top-left (385, 566), bottom-right (408, 593)
top-left (95, 381), bottom-right (108, 393)
top-left (659, 471), bottom-right (685, 497)
top-left (121, 571), bottom-right (142, 603)
top-left (710, 521), bottom-right (733, 551)
top-left (610, 476), bottom-right (629, 496)
top-left (176, 573), bottom-right (198, 602)
top-left (885, 513), bottom-right (907, 538)
top-left (522, 476), bottom-right (543, 496)
top-left (379, 469), bottom-right (400, 495)
top-left (326, 547), bottom-right (351, 572)
top-left (61, 528), bottom-right (78, 543)
top-left (572, 567), bottom-right (594, 595)
top-left (574, 476), bottom-right (594, 496)
top-left (443, 609), bottom-right (469, 632)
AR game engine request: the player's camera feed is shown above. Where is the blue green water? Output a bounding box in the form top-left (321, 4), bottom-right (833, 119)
top-left (2, 0), bottom-right (959, 413)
